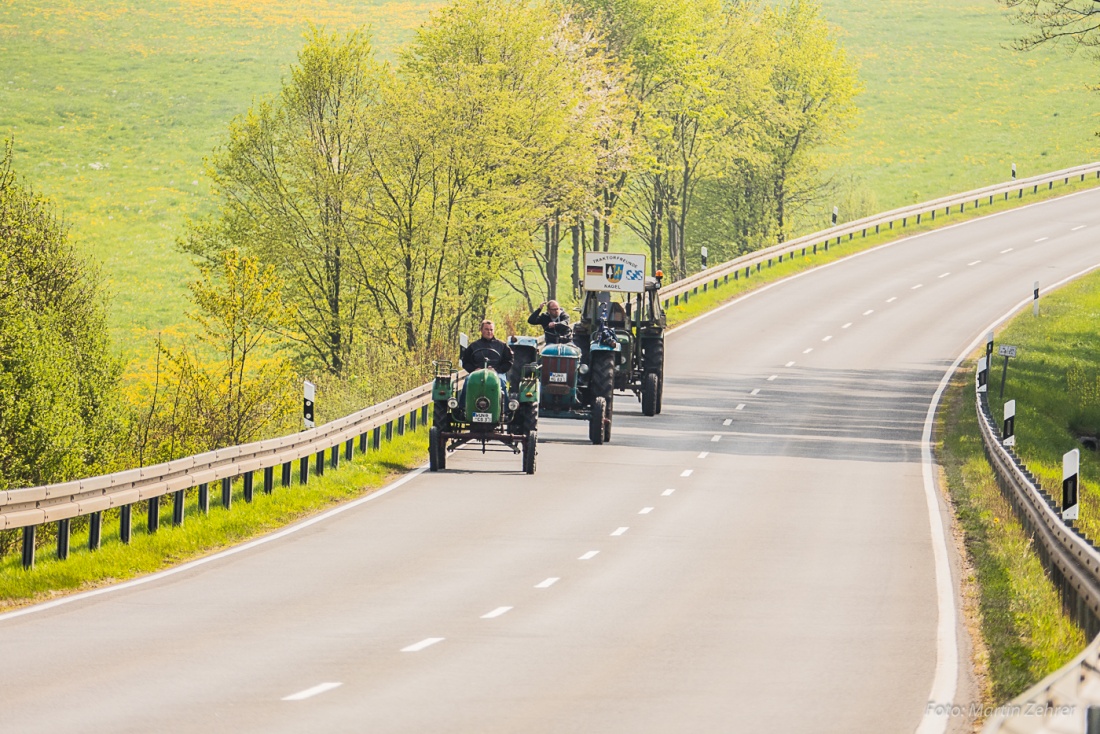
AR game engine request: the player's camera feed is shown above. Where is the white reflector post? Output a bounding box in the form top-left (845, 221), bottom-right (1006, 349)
top-left (303, 380), bottom-right (316, 429)
top-left (1003, 400), bottom-right (1016, 447)
top-left (1033, 280), bottom-right (1040, 316)
top-left (977, 356), bottom-right (988, 393)
top-left (1063, 449), bottom-right (1080, 522)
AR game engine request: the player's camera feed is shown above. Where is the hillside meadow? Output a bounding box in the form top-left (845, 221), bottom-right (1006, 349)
top-left (1, 0), bottom-right (1099, 349)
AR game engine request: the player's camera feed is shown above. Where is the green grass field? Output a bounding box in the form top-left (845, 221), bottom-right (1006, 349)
top-left (3, 0), bottom-right (1099, 350)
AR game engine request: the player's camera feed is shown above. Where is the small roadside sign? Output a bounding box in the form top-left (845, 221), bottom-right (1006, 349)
top-left (998, 345), bottom-right (1017, 358)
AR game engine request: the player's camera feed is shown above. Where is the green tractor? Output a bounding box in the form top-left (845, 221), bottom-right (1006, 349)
top-left (572, 255), bottom-right (666, 416)
top-left (429, 335), bottom-right (540, 474)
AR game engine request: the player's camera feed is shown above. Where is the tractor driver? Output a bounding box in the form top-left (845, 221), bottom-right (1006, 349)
top-left (528, 300), bottom-right (572, 344)
top-left (460, 319), bottom-right (514, 409)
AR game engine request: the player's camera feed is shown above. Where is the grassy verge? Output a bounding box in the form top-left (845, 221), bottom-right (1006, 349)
top-left (983, 273), bottom-right (1100, 545)
top-left (938, 362), bottom-right (1085, 705)
top-left (0, 426), bottom-right (428, 611)
top-left (662, 173), bottom-right (1100, 328)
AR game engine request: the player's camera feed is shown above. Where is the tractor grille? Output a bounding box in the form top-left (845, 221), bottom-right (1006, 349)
top-left (541, 354), bottom-right (577, 396)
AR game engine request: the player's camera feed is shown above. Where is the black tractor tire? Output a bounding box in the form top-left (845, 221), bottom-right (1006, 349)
top-left (429, 426), bottom-right (442, 471)
top-left (433, 400), bottom-right (450, 431)
top-left (522, 431), bottom-right (537, 474)
top-left (590, 351), bottom-right (615, 405)
top-left (589, 397), bottom-right (606, 445)
top-left (642, 372), bottom-right (659, 416)
top-left (519, 402), bottom-right (538, 435)
top-left (656, 377), bottom-right (664, 414)
top-left (644, 338), bottom-right (665, 375)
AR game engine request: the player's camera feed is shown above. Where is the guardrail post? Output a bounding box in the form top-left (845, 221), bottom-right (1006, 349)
top-left (22, 526), bottom-right (35, 569)
top-left (57, 519), bottom-right (70, 560)
top-left (199, 483), bottom-right (209, 514)
top-left (345, 439), bottom-right (353, 462)
top-left (173, 490), bottom-right (185, 526)
top-left (373, 427), bottom-right (381, 450)
top-left (281, 462), bottom-right (291, 487)
top-left (148, 497), bottom-right (159, 533)
top-left (398, 415), bottom-right (406, 436)
top-left (89, 511), bottom-right (102, 551)
top-left (410, 409), bottom-right (417, 431)
top-left (221, 477), bottom-right (232, 509)
top-left (916, 213), bottom-right (921, 224)
top-left (386, 421), bottom-right (393, 443)
top-left (264, 466), bottom-right (274, 494)
top-left (359, 432), bottom-right (368, 453)
top-left (299, 457), bottom-right (309, 485)
top-left (120, 505), bottom-right (132, 544)
top-left (244, 471), bottom-right (254, 502)
top-left (330, 445), bottom-right (339, 469)
top-left (315, 450), bottom-right (325, 476)
top-left (421, 405), bottom-right (429, 426)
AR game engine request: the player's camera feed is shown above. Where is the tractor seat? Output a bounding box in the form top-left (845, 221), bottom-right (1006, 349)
top-left (607, 302), bottom-right (627, 329)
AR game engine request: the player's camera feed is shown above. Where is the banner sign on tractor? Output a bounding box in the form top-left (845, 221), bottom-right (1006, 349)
top-left (584, 252), bottom-right (646, 293)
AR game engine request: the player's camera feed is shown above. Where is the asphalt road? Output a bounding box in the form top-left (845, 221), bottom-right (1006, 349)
top-left (5, 188), bottom-right (1100, 733)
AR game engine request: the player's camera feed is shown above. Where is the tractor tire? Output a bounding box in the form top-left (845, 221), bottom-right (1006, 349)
top-left (645, 340), bottom-right (665, 414)
top-left (604, 399), bottom-right (612, 442)
top-left (656, 377), bottom-right (664, 414)
top-left (589, 397), bottom-right (606, 445)
top-left (429, 426), bottom-right (442, 471)
top-left (642, 372), bottom-right (659, 416)
top-left (519, 402), bottom-right (538, 435)
top-left (433, 400), bottom-right (450, 431)
top-left (522, 431), bottom-right (537, 474)
top-left (590, 351), bottom-right (615, 406)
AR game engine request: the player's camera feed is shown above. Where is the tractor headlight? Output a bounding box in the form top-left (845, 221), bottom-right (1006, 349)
top-left (447, 398), bottom-right (458, 409)
top-left (508, 399), bottom-right (519, 411)
top-left (475, 396), bottom-right (490, 411)
top-left (578, 363), bottom-right (589, 374)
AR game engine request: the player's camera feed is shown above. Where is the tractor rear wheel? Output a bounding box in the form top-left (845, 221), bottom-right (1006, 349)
top-left (589, 397), bottom-right (606, 445)
top-left (642, 372), bottom-right (659, 416)
top-left (522, 431), bottom-right (537, 474)
top-left (429, 427), bottom-right (442, 471)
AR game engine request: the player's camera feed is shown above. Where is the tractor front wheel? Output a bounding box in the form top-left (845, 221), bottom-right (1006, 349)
top-left (522, 431), bottom-right (537, 474)
top-left (589, 397), bottom-right (606, 445)
top-left (642, 372), bottom-right (659, 416)
top-left (429, 426), bottom-right (443, 471)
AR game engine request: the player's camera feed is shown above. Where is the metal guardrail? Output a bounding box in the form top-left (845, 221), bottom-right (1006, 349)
top-left (5, 161), bottom-right (1100, 570)
top-left (658, 162), bottom-right (1100, 308)
top-left (977, 365), bottom-right (1100, 733)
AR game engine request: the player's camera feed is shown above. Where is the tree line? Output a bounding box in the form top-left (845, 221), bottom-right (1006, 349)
top-left (0, 0), bottom-right (858, 496)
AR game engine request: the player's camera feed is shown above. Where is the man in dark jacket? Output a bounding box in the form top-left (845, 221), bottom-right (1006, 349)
top-left (462, 319), bottom-right (514, 374)
top-left (528, 300), bottom-right (572, 343)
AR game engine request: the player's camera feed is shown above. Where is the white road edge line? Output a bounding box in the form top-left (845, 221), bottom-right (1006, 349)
top-left (0, 465), bottom-right (432, 623)
top-left (283, 682), bottom-right (342, 701)
top-left (481, 606), bottom-right (513, 619)
top-left (535, 578), bottom-right (560, 588)
top-left (402, 638), bottom-right (445, 653)
top-left (915, 260), bottom-right (1100, 734)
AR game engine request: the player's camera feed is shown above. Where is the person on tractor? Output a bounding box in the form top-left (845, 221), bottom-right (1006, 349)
top-left (528, 300), bottom-right (572, 344)
top-left (460, 319), bottom-right (514, 408)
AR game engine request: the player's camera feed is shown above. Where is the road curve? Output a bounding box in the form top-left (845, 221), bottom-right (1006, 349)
top-left (4, 189), bottom-right (1100, 734)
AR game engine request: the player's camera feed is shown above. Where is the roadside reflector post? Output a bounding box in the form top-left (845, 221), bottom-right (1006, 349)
top-left (1011, 162), bottom-right (1017, 180)
top-left (985, 331), bottom-right (994, 366)
top-left (1003, 400), bottom-right (1016, 447)
top-left (1033, 281), bottom-right (1040, 316)
top-left (977, 356), bottom-right (989, 394)
top-left (701, 246), bottom-right (708, 268)
top-left (303, 380), bottom-right (316, 429)
top-left (1063, 449), bottom-right (1080, 522)
top-left (831, 205), bottom-right (838, 226)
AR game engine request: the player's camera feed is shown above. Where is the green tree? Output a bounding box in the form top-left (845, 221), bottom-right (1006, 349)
top-left (0, 142), bottom-right (121, 489)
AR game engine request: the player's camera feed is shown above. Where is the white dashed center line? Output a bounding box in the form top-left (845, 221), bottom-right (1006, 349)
top-left (886, 296), bottom-right (898, 303)
top-left (803, 348), bottom-right (813, 354)
top-left (938, 272), bottom-right (951, 279)
top-left (750, 388), bottom-right (760, 395)
top-left (911, 284), bottom-right (923, 290)
top-left (681, 469), bottom-right (694, 477)
top-left (711, 434), bottom-right (721, 442)
top-left (639, 507), bottom-right (654, 514)
top-left (842, 322), bottom-right (852, 329)
top-left (283, 682), bottom-right (342, 701)
top-left (767, 374), bottom-right (777, 381)
top-left (662, 489), bottom-right (676, 496)
top-left (403, 638), bottom-right (445, 653)
top-left (726, 415), bottom-right (736, 422)
top-left (863, 310), bottom-right (874, 316)
top-left (1072, 225), bottom-right (1086, 231)
top-left (1035, 237), bottom-right (1048, 243)
top-left (968, 260), bottom-right (981, 266)
top-left (535, 577), bottom-right (560, 588)
top-left (822, 335), bottom-right (832, 342)
top-left (1000, 247), bottom-right (1013, 254)
top-left (481, 606), bottom-right (513, 619)
top-left (611, 527), bottom-right (629, 536)
top-left (698, 452), bottom-right (709, 459)
top-left (786, 361), bottom-right (795, 367)
top-left (579, 551), bottom-right (600, 560)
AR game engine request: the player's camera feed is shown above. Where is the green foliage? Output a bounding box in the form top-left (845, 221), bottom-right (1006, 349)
top-left (0, 142), bottom-right (121, 489)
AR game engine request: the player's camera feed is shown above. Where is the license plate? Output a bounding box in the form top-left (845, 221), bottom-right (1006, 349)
top-left (549, 372), bottom-right (568, 383)
top-left (472, 412), bottom-right (493, 423)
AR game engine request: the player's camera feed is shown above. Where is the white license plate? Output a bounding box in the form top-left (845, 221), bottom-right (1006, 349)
top-left (472, 412), bottom-right (493, 423)
top-left (549, 372), bottom-right (568, 383)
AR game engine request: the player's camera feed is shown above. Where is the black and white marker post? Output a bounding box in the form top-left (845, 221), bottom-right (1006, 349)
top-left (985, 330), bottom-right (994, 366)
top-left (831, 206), bottom-right (838, 226)
top-left (303, 380), bottom-right (316, 429)
top-left (977, 356), bottom-right (989, 394)
top-left (1063, 448), bottom-right (1080, 523)
top-left (1033, 280), bottom-right (1040, 316)
top-left (1003, 400), bottom-right (1016, 447)
top-left (701, 246), bottom-right (708, 269)
top-left (1011, 163), bottom-right (1017, 180)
